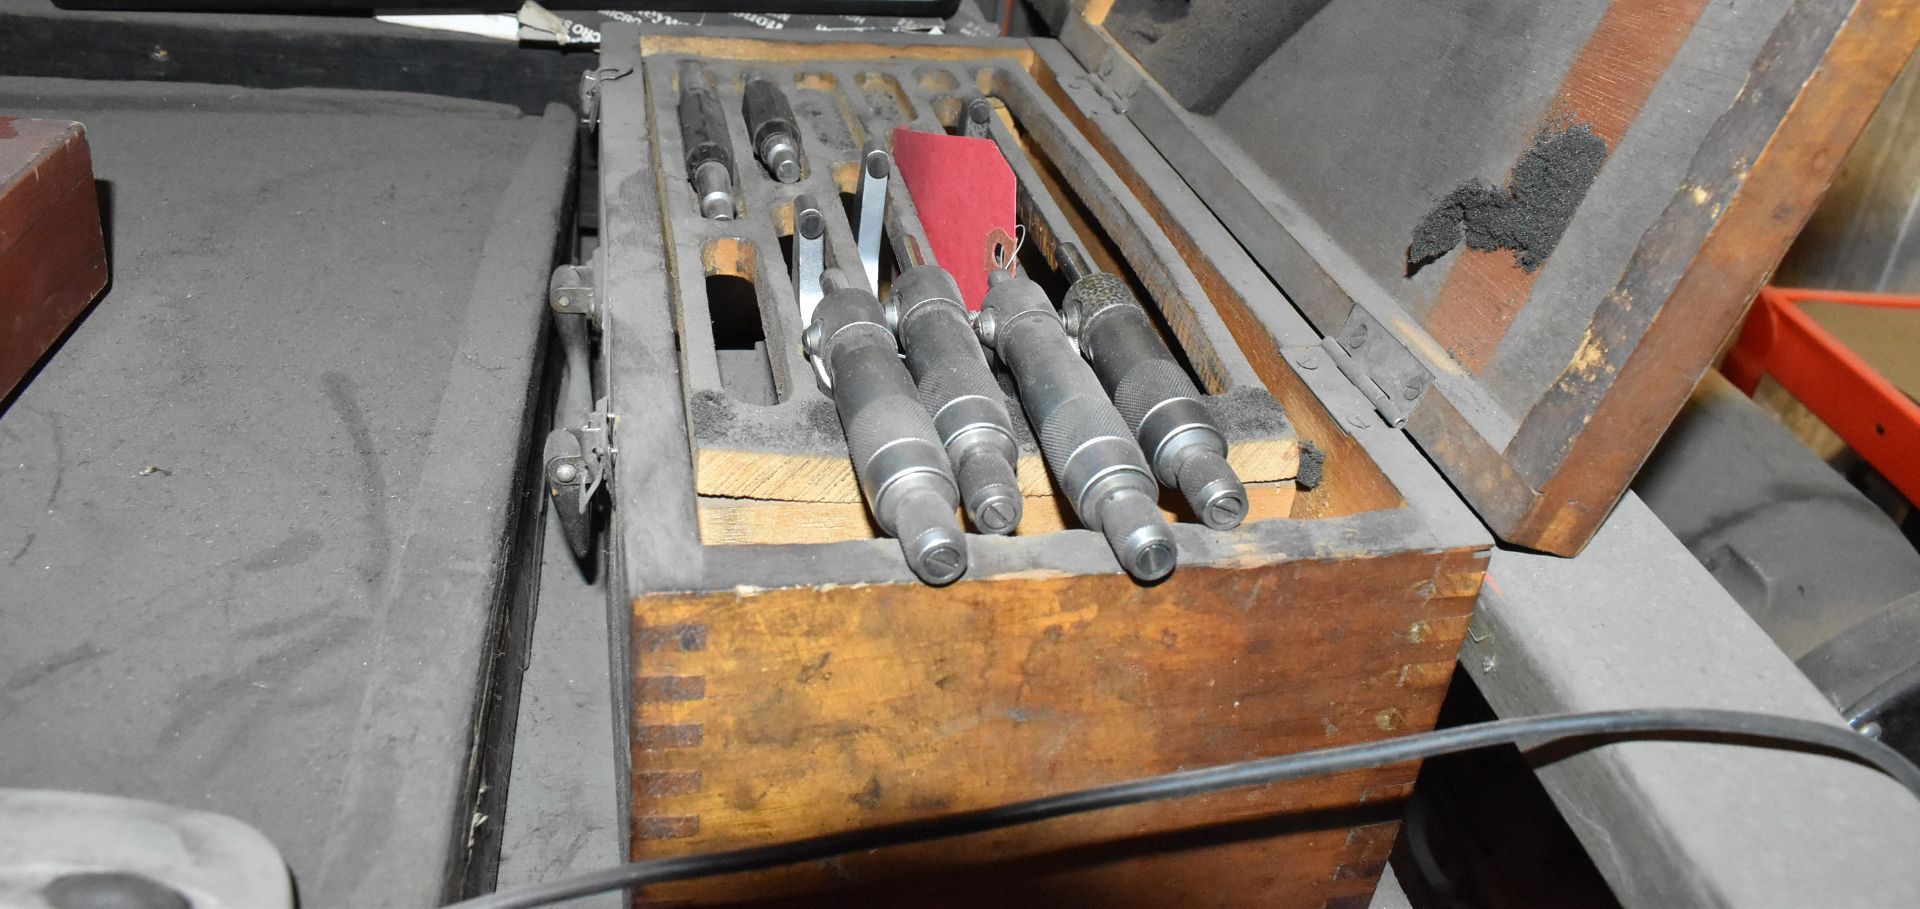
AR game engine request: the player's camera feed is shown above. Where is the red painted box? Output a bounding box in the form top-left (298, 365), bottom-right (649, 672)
top-left (1, 117), bottom-right (107, 400)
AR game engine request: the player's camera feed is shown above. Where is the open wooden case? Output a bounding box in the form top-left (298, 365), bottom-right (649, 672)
top-left (593, 0), bottom-right (1911, 903)
top-left (663, 56), bottom-right (1303, 545)
top-left (1065, 0), bottom-right (1916, 556)
top-left (599, 23), bottom-right (1487, 908)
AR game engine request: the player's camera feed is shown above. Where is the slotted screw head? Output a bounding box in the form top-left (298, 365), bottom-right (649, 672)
top-left (1206, 495), bottom-right (1246, 529)
top-left (977, 498), bottom-right (1016, 534)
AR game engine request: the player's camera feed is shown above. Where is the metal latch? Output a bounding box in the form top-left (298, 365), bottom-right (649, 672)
top-left (579, 66), bottom-right (632, 126)
top-left (544, 263), bottom-right (611, 558)
top-left (1319, 306), bottom-right (1433, 429)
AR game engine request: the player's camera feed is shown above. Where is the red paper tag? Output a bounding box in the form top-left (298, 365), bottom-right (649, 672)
top-left (892, 126), bottom-right (1017, 312)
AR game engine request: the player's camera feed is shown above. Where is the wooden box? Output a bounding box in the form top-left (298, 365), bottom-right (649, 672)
top-left (1, 117), bottom-right (106, 400)
top-left (597, 26), bottom-right (1486, 907)
top-left (592, 0), bottom-right (1908, 903)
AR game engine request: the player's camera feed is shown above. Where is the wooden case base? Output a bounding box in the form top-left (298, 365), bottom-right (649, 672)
top-left (600, 25), bottom-right (1491, 908)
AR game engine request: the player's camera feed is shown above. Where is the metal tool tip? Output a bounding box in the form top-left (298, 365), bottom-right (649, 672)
top-left (1198, 484), bottom-right (1248, 531)
top-left (796, 206), bottom-right (823, 239)
top-left (700, 193), bottom-right (734, 220)
top-left (693, 161), bottom-right (734, 220)
top-left (892, 487), bottom-right (970, 585)
top-left (906, 527), bottom-right (969, 586)
top-left (1179, 452), bottom-right (1248, 531)
top-left (1127, 538), bottom-right (1177, 582)
top-left (972, 492), bottom-right (1020, 535)
top-left (958, 453), bottom-right (1022, 535)
top-left (764, 139), bottom-right (803, 183)
top-left (1099, 489), bottom-right (1178, 582)
top-left (1057, 243), bottom-right (1092, 285)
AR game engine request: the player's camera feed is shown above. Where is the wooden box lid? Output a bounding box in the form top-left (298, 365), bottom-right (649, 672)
top-left (1057, 0), bottom-right (1917, 554)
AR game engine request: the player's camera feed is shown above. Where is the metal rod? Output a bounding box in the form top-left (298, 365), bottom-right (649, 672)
top-left (805, 267), bottom-right (970, 585)
top-left (856, 139), bottom-right (890, 293)
top-left (982, 103), bottom-right (1249, 530)
top-left (676, 62), bottom-right (735, 221)
top-left (743, 73), bottom-right (804, 183)
top-left (976, 274), bottom-right (1176, 580)
top-left (792, 194), bottom-right (826, 330)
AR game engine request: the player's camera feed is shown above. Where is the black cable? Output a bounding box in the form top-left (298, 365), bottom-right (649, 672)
top-left (450, 708), bottom-right (1920, 909)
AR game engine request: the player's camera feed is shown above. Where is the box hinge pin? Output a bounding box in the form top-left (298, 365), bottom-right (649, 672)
top-left (1320, 307), bottom-right (1433, 430)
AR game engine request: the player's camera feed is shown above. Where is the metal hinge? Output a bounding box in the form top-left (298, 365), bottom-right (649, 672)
top-left (549, 262), bottom-right (598, 327)
top-left (1319, 306), bottom-right (1433, 429)
top-left (1084, 56), bottom-right (1142, 115)
top-left (578, 66), bottom-right (633, 127)
top-left (544, 263), bottom-right (611, 558)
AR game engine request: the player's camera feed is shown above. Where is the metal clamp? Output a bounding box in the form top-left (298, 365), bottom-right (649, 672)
top-left (791, 195), bottom-right (831, 391)
top-left (792, 195), bottom-right (826, 327)
top-left (544, 263), bottom-right (611, 557)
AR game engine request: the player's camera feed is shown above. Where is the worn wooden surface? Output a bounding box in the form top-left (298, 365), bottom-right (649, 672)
top-left (1, 117), bottom-right (105, 400)
top-left (1420, 0), bottom-right (1716, 372)
top-left (1065, 0), bottom-right (1920, 555)
top-left (1776, 47), bottom-right (1920, 295)
top-left (1502, 0), bottom-right (1920, 549)
top-left (611, 27), bottom-right (1493, 907)
top-left (632, 547), bottom-right (1482, 906)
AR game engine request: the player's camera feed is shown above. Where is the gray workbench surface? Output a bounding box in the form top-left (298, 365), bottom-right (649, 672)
top-left (0, 79), bottom-right (572, 907)
top-left (1466, 493), bottom-right (1920, 907)
top-left (497, 519), bottom-right (620, 908)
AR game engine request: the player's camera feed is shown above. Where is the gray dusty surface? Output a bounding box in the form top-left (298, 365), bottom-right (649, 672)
top-left (496, 519), bottom-right (620, 908)
top-left (0, 79), bottom-right (563, 905)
